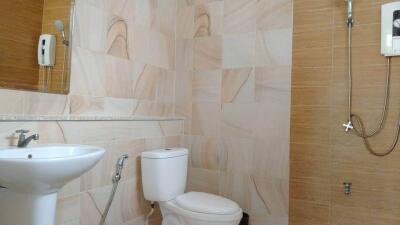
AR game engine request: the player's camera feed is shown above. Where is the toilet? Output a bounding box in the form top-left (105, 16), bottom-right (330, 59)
top-left (141, 148), bottom-right (243, 225)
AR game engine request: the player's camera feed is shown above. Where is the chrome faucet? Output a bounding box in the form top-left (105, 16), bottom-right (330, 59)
top-left (16, 130), bottom-right (39, 148)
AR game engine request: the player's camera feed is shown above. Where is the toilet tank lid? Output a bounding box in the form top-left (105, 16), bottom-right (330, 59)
top-left (141, 148), bottom-right (188, 159)
top-left (176, 192), bottom-right (241, 215)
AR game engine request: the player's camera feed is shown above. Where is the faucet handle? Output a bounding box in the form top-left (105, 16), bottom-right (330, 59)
top-left (16, 129), bottom-right (29, 134)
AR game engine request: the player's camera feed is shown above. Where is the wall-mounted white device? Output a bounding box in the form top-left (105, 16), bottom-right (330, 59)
top-left (38, 34), bottom-right (56, 66)
top-left (381, 2), bottom-right (400, 56)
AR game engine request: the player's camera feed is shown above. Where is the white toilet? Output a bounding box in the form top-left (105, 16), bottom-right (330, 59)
top-left (141, 148), bottom-right (243, 225)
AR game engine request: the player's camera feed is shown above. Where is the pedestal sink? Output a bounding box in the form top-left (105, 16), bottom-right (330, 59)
top-left (0, 145), bottom-right (105, 225)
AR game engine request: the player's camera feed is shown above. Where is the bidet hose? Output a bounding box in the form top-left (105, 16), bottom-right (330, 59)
top-left (98, 154), bottom-right (129, 225)
top-left (346, 20), bottom-right (400, 156)
top-left (145, 202), bottom-right (155, 225)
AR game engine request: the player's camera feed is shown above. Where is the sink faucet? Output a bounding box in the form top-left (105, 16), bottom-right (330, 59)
top-left (16, 130), bottom-right (39, 148)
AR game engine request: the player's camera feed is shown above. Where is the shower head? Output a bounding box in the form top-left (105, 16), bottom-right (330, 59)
top-left (54, 20), bottom-right (69, 46)
top-left (54, 20), bottom-right (64, 32)
top-left (346, 0), bottom-right (354, 27)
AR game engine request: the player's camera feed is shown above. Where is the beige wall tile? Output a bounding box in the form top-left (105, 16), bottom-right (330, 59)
top-left (177, 6), bottom-right (195, 40)
top-left (194, 36), bottom-right (223, 70)
top-left (194, 2), bottom-right (223, 38)
top-left (74, 0), bottom-right (107, 52)
top-left (70, 47), bottom-right (107, 97)
top-left (192, 70), bottom-right (222, 102)
top-left (256, 29), bottom-right (292, 67)
top-left (188, 135), bottom-right (224, 170)
top-left (69, 95), bottom-right (105, 115)
top-left (176, 40), bottom-right (194, 71)
top-left (256, 0), bottom-right (293, 31)
top-left (224, 0), bottom-right (257, 34)
top-left (222, 68), bottom-right (255, 103)
top-left (191, 102), bottom-right (220, 136)
top-left (0, 90), bottom-right (24, 115)
top-left (221, 103), bottom-right (257, 139)
top-left (223, 32), bottom-right (256, 68)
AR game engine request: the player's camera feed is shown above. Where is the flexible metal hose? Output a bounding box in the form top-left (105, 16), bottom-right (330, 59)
top-left (346, 23), bottom-right (400, 156)
top-left (98, 181), bottom-right (120, 225)
top-left (145, 202), bottom-right (155, 225)
top-left (98, 155), bottom-right (129, 225)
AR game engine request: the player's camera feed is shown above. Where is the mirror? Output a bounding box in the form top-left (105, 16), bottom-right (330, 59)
top-left (0, 0), bottom-right (74, 94)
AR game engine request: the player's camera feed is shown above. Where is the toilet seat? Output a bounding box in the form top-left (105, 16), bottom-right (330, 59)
top-left (176, 192), bottom-right (240, 215)
top-left (161, 192), bottom-right (243, 222)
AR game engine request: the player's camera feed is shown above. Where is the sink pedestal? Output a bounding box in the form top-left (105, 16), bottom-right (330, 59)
top-left (0, 188), bottom-right (57, 225)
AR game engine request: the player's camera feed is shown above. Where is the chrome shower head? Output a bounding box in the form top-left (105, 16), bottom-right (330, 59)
top-left (54, 20), bottom-right (64, 32)
top-left (54, 20), bottom-right (69, 46)
top-left (346, 0), bottom-right (354, 27)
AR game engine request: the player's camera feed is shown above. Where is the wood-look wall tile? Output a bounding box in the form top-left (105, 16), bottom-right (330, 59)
top-left (292, 67), bottom-right (331, 87)
top-left (293, 8), bottom-right (333, 32)
top-left (331, 205), bottom-right (400, 225)
top-left (289, 199), bottom-right (330, 225)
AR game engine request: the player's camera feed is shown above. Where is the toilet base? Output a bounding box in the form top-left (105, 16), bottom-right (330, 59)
top-left (160, 201), bottom-right (242, 225)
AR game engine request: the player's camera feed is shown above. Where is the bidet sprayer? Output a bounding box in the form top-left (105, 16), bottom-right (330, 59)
top-left (346, 0), bottom-right (354, 27)
top-left (112, 154), bottom-right (129, 183)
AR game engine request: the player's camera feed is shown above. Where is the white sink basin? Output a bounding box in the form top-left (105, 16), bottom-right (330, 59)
top-left (0, 144), bottom-right (105, 194)
top-left (0, 144), bottom-right (105, 225)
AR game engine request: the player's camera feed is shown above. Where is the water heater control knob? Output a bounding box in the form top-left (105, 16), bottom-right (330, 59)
top-left (394, 19), bottom-right (400, 28)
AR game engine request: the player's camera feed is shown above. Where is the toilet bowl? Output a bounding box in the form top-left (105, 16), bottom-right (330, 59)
top-left (160, 192), bottom-right (243, 225)
top-left (141, 148), bottom-right (243, 225)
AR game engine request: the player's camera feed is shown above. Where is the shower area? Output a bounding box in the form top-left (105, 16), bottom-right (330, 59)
top-left (291, 0), bottom-right (400, 224)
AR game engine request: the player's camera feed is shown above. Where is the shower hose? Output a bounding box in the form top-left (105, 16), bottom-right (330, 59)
top-left (346, 24), bottom-right (400, 156)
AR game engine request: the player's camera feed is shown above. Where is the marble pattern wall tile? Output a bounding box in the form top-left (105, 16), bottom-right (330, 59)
top-left (106, 17), bottom-right (130, 59)
top-left (192, 70), bottom-right (222, 102)
top-left (256, 29), bottom-right (293, 67)
top-left (194, 36), bottom-right (223, 70)
top-left (194, 2), bottom-right (223, 38)
top-left (223, 0), bottom-right (257, 34)
top-left (223, 32), bottom-right (256, 68)
top-left (256, 0), bottom-right (293, 31)
top-left (222, 68), bottom-right (255, 103)
top-left (191, 102), bottom-right (221, 136)
top-left (175, 0), bottom-right (293, 224)
top-left (177, 6), bottom-right (195, 40)
top-left (176, 40), bottom-right (194, 71)
top-left (74, 0), bottom-right (108, 52)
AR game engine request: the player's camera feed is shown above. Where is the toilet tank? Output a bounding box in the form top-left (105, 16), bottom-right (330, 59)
top-left (141, 148), bottom-right (188, 202)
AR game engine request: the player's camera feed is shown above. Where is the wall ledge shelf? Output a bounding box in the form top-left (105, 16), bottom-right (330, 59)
top-left (0, 114), bottom-right (184, 122)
